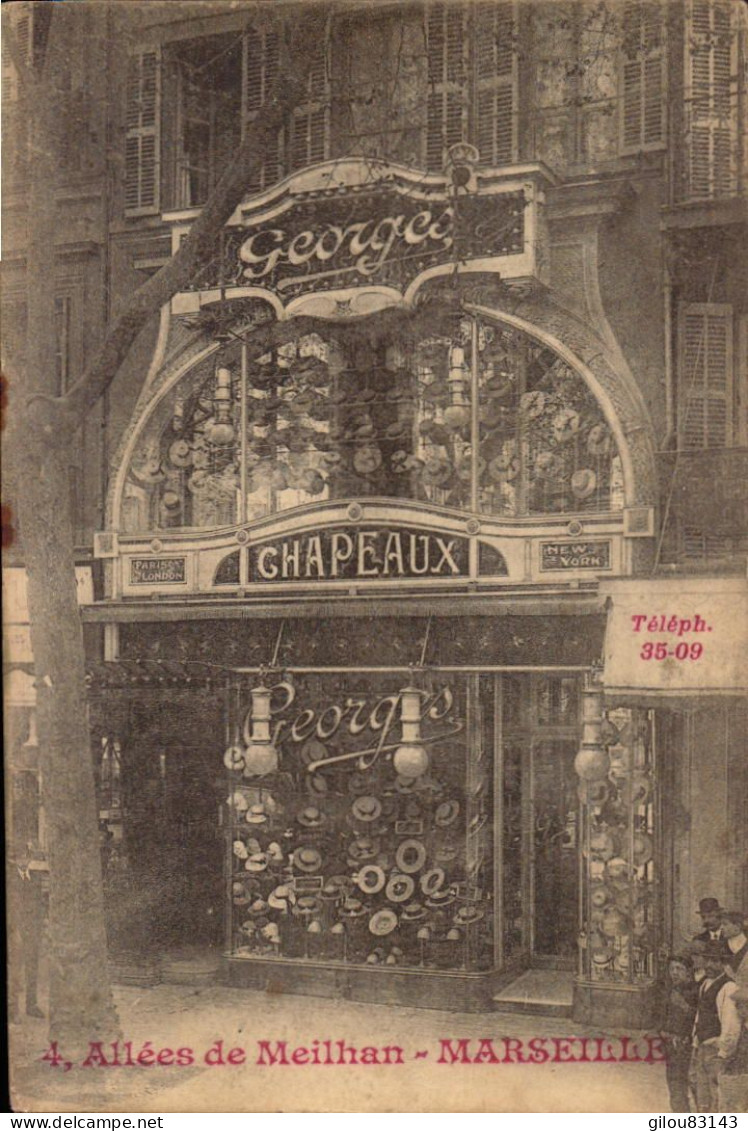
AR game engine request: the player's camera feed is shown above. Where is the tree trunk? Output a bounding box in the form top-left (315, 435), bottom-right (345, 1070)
top-left (14, 437), bottom-right (119, 1056)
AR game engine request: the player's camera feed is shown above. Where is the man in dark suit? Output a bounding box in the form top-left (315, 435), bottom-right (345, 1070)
top-left (721, 911), bottom-right (748, 976)
top-left (693, 897), bottom-right (727, 945)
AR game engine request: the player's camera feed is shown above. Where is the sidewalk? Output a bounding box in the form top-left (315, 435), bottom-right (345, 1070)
top-left (9, 981), bottom-right (670, 1113)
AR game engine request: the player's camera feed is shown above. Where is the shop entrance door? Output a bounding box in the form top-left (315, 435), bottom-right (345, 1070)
top-left (498, 675), bottom-right (580, 970)
top-left (530, 737), bottom-right (578, 965)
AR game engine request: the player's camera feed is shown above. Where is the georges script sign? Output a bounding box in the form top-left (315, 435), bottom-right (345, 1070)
top-left (222, 190), bottom-right (525, 299)
top-left (248, 526), bottom-right (469, 583)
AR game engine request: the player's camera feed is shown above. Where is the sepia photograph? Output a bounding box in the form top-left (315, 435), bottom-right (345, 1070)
top-left (2, 0), bottom-right (747, 1115)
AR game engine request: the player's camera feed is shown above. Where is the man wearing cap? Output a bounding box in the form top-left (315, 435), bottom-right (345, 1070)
top-left (721, 912), bottom-right (748, 976)
top-left (691, 942), bottom-right (741, 1112)
top-left (660, 954), bottom-right (699, 1111)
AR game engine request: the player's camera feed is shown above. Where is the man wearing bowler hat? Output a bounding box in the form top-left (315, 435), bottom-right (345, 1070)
top-left (693, 897), bottom-right (729, 948)
top-left (691, 941), bottom-right (741, 1112)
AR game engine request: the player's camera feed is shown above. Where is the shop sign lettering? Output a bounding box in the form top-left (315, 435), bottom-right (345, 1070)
top-left (248, 526), bottom-right (469, 583)
top-left (224, 191), bottom-right (525, 297)
top-left (258, 683), bottom-right (455, 759)
top-left (540, 541), bottom-right (611, 571)
top-left (130, 557), bottom-right (186, 585)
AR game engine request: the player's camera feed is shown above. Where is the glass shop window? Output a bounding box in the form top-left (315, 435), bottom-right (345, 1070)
top-left (122, 314), bottom-right (624, 534)
top-left (225, 672), bottom-right (494, 972)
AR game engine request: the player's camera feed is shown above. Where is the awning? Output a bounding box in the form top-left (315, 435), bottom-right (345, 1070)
top-left (600, 578), bottom-right (748, 704)
top-left (85, 612), bottom-right (607, 687)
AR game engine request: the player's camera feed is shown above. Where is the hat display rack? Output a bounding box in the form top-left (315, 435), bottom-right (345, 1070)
top-left (576, 673), bottom-right (658, 988)
top-left (223, 663), bottom-right (495, 971)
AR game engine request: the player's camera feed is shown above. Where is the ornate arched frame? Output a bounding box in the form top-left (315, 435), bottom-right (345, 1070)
top-left (107, 293), bottom-right (658, 531)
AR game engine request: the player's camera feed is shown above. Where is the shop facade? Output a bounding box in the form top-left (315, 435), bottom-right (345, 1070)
top-left (80, 153), bottom-right (677, 1023)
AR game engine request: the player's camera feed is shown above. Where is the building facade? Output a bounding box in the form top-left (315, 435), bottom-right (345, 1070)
top-left (3, 0), bottom-right (747, 1025)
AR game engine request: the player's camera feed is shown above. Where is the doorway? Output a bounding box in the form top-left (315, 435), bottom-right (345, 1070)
top-left (498, 675), bottom-right (580, 969)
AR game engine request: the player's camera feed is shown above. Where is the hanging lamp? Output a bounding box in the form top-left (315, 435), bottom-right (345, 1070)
top-left (242, 683), bottom-right (280, 777)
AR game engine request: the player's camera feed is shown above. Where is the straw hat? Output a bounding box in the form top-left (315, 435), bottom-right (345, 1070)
top-left (420, 868), bottom-right (446, 896)
top-left (369, 909), bottom-right (398, 937)
top-left (351, 796), bottom-right (383, 824)
top-left (386, 873), bottom-right (415, 903)
top-left (297, 805), bottom-right (327, 828)
top-left (356, 865), bottom-right (386, 895)
top-left (434, 800), bottom-right (460, 827)
top-left (294, 845), bottom-right (323, 873)
top-left (395, 839), bottom-right (427, 874)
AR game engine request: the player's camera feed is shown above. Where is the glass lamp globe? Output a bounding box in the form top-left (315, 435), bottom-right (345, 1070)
top-left (392, 742), bottom-right (430, 778)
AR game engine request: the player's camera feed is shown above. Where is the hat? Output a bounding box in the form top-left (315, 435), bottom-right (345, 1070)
top-left (297, 805), bottom-right (327, 828)
top-left (386, 873), bottom-right (415, 903)
top-left (321, 878), bottom-right (347, 901)
top-left (294, 845), bottom-right (323, 873)
top-left (369, 909), bottom-right (398, 936)
top-left (245, 804), bottom-right (269, 825)
top-left (401, 902), bottom-right (428, 921)
top-left (348, 837), bottom-right (380, 862)
top-left (632, 832), bottom-right (653, 866)
top-left (668, 953), bottom-right (694, 969)
top-left (587, 831), bottom-right (616, 862)
top-left (434, 800), bottom-right (460, 827)
top-left (300, 738), bottom-right (329, 767)
top-left (352, 796), bottom-right (383, 823)
top-left (425, 889), bottom-right (456, 908)
top-left (245, 852), bottom-right (270, 873)
top-left (571, 468), bottom-right (597, 500)
top-left (348, 772), bottom-right (372, 796)
top-left (356, 865), bottom-right (386, 895)
top-left (590, 883), bottom-right (612, 909)
top-left (268, 885), bottom-right (294, 912)
top-left (266, 841), bottom-right (284, 863)
top-left (308, 774), bottom-right (329, 797)
top-left (420, 867), bottom-right (446, 896)
top-left (395, 839), bottom-right (427, 874)
top-left (395, 775), bottom-right (418, 795)
top-left (339, 898), bottom-right (367, 919)
top-left (248, 898), bottom-right (270, 917)
top-left (224, 745), bottom-right (246, 772)
top-left (232, 881), bottom-right (251, 905)
top-left (434, 842), bottom-right (459, 864)
top-left (233, 839), bottom-right (249, 860)
top-left (698, 897), bottom-right (724, 916)
top-left (455, 906), bottom-right (484, 926)
top-left (720, 910), bottom-right (745, 926)
top-left (293, 895), bottom-right (323, 918)
top-left (230, 790), bottom-right (249, 812)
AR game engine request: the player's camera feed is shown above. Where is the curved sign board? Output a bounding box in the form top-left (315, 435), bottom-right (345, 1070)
top-left (169, 158), bottom-right (554, 319)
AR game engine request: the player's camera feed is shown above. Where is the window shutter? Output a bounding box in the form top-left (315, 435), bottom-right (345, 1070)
top-left (288, 33), bottom-right (329, 172)
top-left (684, 0), bottom-right (738, 199)
top-left (619, 1), bottom-right (666, 154)
top-left (125, 48), bottom-right (161, 215)
top-left (243, 28), bottom-right (283, 194)
top-left (426, 3), bottom-right (468, 170)
top-left (2, 8), bottom-right (32, 103)
top-left (678, 303), bottom-right (734, 449)
top-left (474, 2), bottom-right (517, 166)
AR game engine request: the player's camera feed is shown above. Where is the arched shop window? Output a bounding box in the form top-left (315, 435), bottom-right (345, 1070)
top-left (122, 314), bottom-right (624, 534)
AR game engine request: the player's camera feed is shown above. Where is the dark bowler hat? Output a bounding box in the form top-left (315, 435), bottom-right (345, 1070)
top-left (698, 897), bottom-right (724, 915)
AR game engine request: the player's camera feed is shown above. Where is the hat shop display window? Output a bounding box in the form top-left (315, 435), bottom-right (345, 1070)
top-left (224, 672), bottom-right (494, 971)
top-left (122, 313), bottom-right (624, 534)
top-left (577, 691), bottom-right (658, 986)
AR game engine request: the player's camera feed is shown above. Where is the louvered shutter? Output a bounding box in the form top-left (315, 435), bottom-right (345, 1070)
top-left (426, 3), bottom-right (468, 170)
top-left (288, 34), bottom-right (328, 172)
top-left (474, 2), bottom-right (517, 166)
top-left (678, 303), bottom-right (734, 449)
top-left (684, 0), bottom-right (738, 199)
top-left (125, 48), bottom-right (161, 215)
top-left (2, 8), bottom-right (31, 103)
top-left (243, 28), bottom-right (283, 194)
top-left (619, 0), bottom-right (666, 154)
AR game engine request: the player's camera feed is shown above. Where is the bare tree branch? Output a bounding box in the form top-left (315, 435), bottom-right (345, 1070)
top-left (55, 6), bottom-right (330, 426)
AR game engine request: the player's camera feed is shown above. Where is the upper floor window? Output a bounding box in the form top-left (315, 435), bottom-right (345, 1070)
top-left (618, 0), bottom-right (667, 155)
top-left (681, 0), bottom-right (741, 200)
top-left (125, 4), bottom-right (521, 216)
top-left (121, 313), bottom-right (623, 534)
top-left (677, 302), bottom-right (744, 448)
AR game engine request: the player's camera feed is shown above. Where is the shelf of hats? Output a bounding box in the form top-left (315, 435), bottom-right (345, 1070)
top-left (574, 676), bottom-right (659, 1028)
top-left (224, 671), bottom-right (496, 977)
top-left (121, 310), bottom-right (624, 538)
